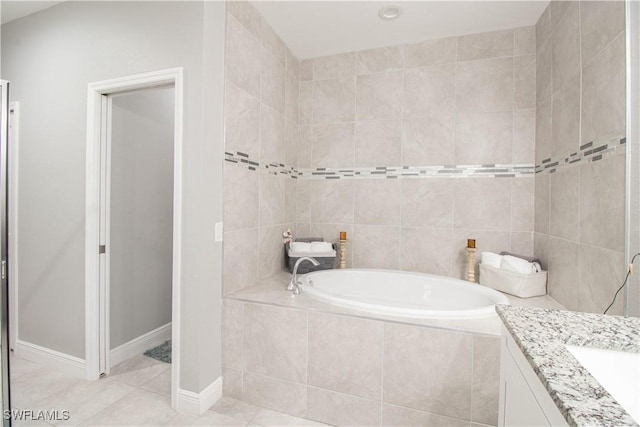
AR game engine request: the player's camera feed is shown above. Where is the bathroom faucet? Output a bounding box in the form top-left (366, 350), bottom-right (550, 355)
top-left (287, 257), bottom-right (320, 295)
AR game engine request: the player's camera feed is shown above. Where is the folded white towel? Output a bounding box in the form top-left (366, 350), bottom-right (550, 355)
top-left (501, 255), bottom-right (536, 275)
top-left (481, 252), bottom-right (503, 269)
top-left (290, 242), bottom-right (311, 253)
top-left (310, 242), bottom-right (332, 252)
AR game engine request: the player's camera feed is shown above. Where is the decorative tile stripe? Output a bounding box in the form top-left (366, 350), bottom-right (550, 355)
top-left (298, 164), bottom-right (534, 179)
top-left (225, 152), bottom-right (534, 179)
top-left (535, 135), bottom-right (626, 175)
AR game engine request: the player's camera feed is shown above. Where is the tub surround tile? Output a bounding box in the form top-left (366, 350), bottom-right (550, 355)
top-left (354, 179), bottom-right (401, 226)
top-left (306, 387), bottom-right (382, 426)
top-left (242, 372), bottom-right (307, 418)
top-left (382, 404), bottom-right (469, 427)
top-left (551, 2), bottom-right (580, 94)
top-left (401, 115), bottom-right (455, 166)
top-left (356, 70), bottom-right (404, 120)
top-left (227, 1), bottom-right (262, 40)
top-left (243, 303), bottom-right (307, 383)
top-left (261, 49), bottom-right (285, 114)
top-left (261, 22), bottom-right (285, 64)
top-left (400, 227), bottom-right (453, 277)
top-left (496, 305), bottom-right (640, 427)
top-left (404, 37), bottom-right (457, 68)
top-left (512, 109), bottom-right (536, 164)
top-left (401, 179), bottom-right (453, 228)
top-left (514, 26), bottom-right (536, 56)
top-left (307, 313), bottom-right (383, 400)
top-left (224, 82), bottom-right (260, 159)
top-left (453, 178), bottom-right (511, 231)
top-left (222, 299), bottom-right (244, 369)
top-left (357, 45), bottom-right (404, 74)
top-left (313, 52), bottom-right (356, 80)
top-left (404, 64), bottom-right (455, 118)
top-left (223, 228), bottom-right (258, 295)
top-left (549, 166), bottom-right (579, 241)
top-left (577, 245), bottom-right (625, 315)
top-left (226, 15), bottom-right (262, 100)
top-left (311, 123), bottom-right (355, 169)
top-left (355, 119), bottom-right (402, 167)
top-left (224, 165), bottom-right (258, 231)
top-left (455, 111), bottom-right (513, 165)
top-left (547, 237), bottom-right (579, 311)
top-left (352, 225), bottom-right (400, 269)
top-left (580, 1), bottom-right (625, 68)
top-left (455, 57), bottom-right (513, 113)
top-left (514, 54), bottom-right (536, 109)
top-left (536, 37), bottom-right (553, 105)
top-left (471, 336), bottom-right (500, 425)
top-left (312, 78), bottom-right (356, 124)
top-left (457, 29), bottom-right (514, 61)
top-left (551, 76), bottom-right (581, 159)
top-left (383, 323), bottom-right (473, 419)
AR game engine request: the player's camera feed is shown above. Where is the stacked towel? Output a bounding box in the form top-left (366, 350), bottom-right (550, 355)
top-left (481, 252), bottom-right (541, 275)
top-left (288, 241), bottom-right (336, 257)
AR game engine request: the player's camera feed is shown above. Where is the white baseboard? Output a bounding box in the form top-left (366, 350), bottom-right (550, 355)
top-left (176, 376), bottom-right (223, 415)
top-left (110, 322), bottom-right (171, 368)
top-left (16, 340), bottom-right (86, 379)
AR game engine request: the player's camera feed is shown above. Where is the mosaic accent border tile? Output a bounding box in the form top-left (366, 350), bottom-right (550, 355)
top-left (535, 135), bottom-right (626, 174)
top-left (224, 152), bottom-right (534, 180)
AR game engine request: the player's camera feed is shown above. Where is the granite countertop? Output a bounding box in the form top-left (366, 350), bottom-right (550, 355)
top-left (496, 305), bottom-right (640, 427)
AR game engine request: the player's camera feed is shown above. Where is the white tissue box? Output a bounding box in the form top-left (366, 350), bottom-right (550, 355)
top-left (479, 264), bottom-right (547, 298)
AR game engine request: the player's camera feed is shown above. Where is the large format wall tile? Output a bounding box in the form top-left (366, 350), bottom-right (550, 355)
top-left (356, 71), bottom-right (404, 120)
top-left (222, 300), bottom-right (244, 369)
top-left (227, 1), bottom-right (262, 40)
top-left (580, 1), bottom-right (625, 67)
top-left (313, 52), bottom-right (356, 80)
top-left (455, 111), bottom-right (512, 164)
top-left (223, 229), bottom-right (258, 295)
top-left (534, 173), bottom-right (550, 234)
top-left (401, 115), bottom-right (455, 166)
top-left (260, 105), bottom-right (285, 162)
top-left (357, 45), bottom-right (404, 74)
top-left (262, 49), bottom-right (285, 113)
top-left (243, 372), bottom-right (307, 417)
top-left (471, 336), bottom-right (500, 425)
top-left (352, 225), bottom-right (400, 269)
top-left (549, 166), bottom-right (579, 241)
top-left (224, 82), bottom-right (260, 158)
top-left (513, 109), bottom-right (536, 164)
top-left (578, 244), bottom-right (625, 315)
top-left (400, 227), bottom-right (453, 276)
top-left (511, 178), bottom-right (534, 232)
top-left (311, 123), bottom-right (355, 168)
top-left (355, 119), bottom-right (401, 167)
top-left (307, 313), bottom-right (383, 399)
top-left (455, 57), bottom-right (513, 113)
top-left (453, 179), bottom-right (511, 231)
top-left (581, 33), bottom-right (626, 144)
top-left (313, 78), bottom-right (356, 123)
top-left (551, 2), bottom-right (580, 93)
top-left (383, 323), bottom-right (473, 419)
top-left (536, 36), bottom-right (553, 105)
top-left (226, 16), bottom-right (262, 100)
top-left (382, 405), bottom-right (468, 427)
top-left (514, 54), bottom-right (536, 109)
top-left (404, 37), bottom-right (457, 68)
top-left (354, 179), bottom-right (401, 226)
top-left (404, 64), bottom-right (455, 118)
top-left (306, 387), bottom-right (381, 426)
top-left (243, 303), bottom-right (307, 383)
top-left (261, 22), bottom-right (285, 63)
top-left (535, 98), bottom-right (552, 162)
top-left (224, 165), bottom-right (258, 231)
top-left (551, 76), bottom-right (581, 159)
top-left (258, 225), bottom-right (287, 278)
top-left (401, 179), bottom-right (453, 228)
top-left (515, 26), bottom-right (536, 56)
top-left (258, 173), bottom-right (285, 227)
top-left (547, 236), bottom-right (579, 311)
top-left (580, 154), bottom-right (625, 251)
top-left (457, 29), bottom-right (514, 61)
top-left (310, 180), bottom-right (354, 224)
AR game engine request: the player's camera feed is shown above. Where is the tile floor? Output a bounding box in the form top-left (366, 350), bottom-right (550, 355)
top-left (9, 354), bottom-right (327, 426)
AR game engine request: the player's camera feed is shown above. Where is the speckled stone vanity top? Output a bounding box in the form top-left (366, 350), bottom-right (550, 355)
top-left (496, 305), bottom-right (640, 427)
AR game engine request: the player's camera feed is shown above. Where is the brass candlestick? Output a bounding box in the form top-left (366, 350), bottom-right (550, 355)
top-left (466, 247), bottom-right (477, 283)
top-left (339, 239), bottom-right (347, 269)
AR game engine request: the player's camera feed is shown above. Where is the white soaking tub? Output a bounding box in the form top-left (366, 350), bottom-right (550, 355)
top-left (299, 269), bottom-right (509, 319)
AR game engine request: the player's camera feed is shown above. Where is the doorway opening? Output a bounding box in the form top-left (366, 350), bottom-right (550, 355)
top-left (85, 69), bottom-right (183, 408)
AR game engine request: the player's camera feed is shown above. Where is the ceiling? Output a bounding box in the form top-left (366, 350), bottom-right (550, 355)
top-left (253, 1), bottom-right (549, 59)
top-left (1, 1), bottom-right (64, 25)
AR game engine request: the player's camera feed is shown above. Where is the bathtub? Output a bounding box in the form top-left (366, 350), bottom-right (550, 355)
top-left (299, 269), bottom-right (509, 319)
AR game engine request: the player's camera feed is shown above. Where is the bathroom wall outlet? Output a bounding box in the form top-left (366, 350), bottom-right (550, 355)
top-left (215, 222), bottom-right (223, 242)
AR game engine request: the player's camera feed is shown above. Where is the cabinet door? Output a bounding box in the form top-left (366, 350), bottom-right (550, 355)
top-left (502, 347), bottom-right (551, 427)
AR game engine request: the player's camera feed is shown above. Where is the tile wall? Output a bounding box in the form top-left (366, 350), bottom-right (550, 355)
top-left (533, 1), bottom-right (627, 314)
top-left (222, 299), bottom-right (501, 426)
top-left (223, 1), bottom-right (299, 294)
top-left (294, 26), bottom-right (537, 279)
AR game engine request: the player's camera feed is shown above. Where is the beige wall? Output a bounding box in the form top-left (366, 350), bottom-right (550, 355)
top-left (222, 1), bottom-right (299, 294)
top-left (533, 1), bottom-right (627, 314)
top-left (294, 27), bottom-right (537, 280)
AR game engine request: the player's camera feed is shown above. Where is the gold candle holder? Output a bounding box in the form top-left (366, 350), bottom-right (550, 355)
top-left (339, 239), bottom-right (347, 269)
top-left (466, 247), bottom-right (477, 283)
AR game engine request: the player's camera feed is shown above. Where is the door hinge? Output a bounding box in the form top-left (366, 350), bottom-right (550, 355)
top-left (99, 245), bottom-right (106, 254)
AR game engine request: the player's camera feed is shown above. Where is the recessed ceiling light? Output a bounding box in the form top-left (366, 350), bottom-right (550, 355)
top-left (378, 5), bottom-right (403, 21)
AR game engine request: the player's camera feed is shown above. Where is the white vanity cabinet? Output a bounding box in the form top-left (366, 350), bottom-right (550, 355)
top-left (499, 326), bottom-right (569, 427)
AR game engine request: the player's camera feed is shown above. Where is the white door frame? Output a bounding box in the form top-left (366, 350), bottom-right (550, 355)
top-left (85, 68), bottom-right (183, 408)
top-left (8, 102), bottom-right (19, 353)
